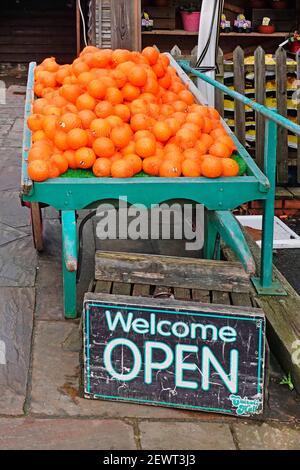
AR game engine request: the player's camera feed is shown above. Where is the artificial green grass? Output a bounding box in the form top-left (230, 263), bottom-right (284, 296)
top-left (60, 169), bottom-right (154, 178)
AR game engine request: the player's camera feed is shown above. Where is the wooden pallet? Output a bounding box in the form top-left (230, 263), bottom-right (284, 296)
top-left (91, 251), bottom-right (257, 309)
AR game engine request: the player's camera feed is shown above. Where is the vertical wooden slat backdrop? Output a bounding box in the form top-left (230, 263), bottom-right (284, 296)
top-left (276, 47), bottom-right (288, 184)
top-left (233, 46), bottom-right (245, 146)
top-left (254, 47), bottom-right (266, 171)
top-left (110, 0), bottom-right (141, 51)
top-left (215, 48), bottom-right (224, 118)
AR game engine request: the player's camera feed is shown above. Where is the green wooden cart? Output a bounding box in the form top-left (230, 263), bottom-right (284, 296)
top-left (21, 54), bottom-right (300, 319)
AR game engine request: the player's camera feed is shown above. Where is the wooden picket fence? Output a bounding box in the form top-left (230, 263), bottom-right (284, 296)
top-left (169, 45), bottom-right (300, 186)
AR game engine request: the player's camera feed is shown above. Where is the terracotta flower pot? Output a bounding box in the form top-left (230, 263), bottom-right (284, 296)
top-left (258, 24), bottom-right (276, 34)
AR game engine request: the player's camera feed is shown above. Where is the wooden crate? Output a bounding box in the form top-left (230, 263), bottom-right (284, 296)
top-left (146, 6), bottom-right (176, 30)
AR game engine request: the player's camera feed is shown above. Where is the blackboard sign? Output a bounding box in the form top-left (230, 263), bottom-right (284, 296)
top-left (84, 293), bottom-right (265, 417)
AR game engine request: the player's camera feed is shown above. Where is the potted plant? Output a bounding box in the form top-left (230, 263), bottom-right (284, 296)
top-left (289, 31), bottom-right (300, 54)
top-left (180, 2), bottom-right (201, 33)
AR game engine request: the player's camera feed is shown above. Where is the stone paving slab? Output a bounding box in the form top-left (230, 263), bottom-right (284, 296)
top-left (35, 260), bottom-right (63, 320)
top-left (139, 421), bottom-right (236, 450)
top-left (0, 191), bottom-right (30, 228)
top-left (0, 418), bottom-right (136, 450)
top-left (0, 147), bottom-right (22, 168)
top-left (0, 237), bottom-right (36, 287)
top-left (233, 422), bottom-right (300, 450)
top-left (30, 321), bottom-right (224, 420)
top-left (0, 222), bottom-right (28, 247)
top-left (0, 164), bottom-right (22, 191)
top-left (0, 287), bottom-right (34, 415)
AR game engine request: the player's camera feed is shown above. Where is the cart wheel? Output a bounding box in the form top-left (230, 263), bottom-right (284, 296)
top-left (30, 202), bottom-right (44, 252)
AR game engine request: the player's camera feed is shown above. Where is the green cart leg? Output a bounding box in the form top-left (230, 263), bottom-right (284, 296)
top-left (251, 119), bottom-right (286, 295)
top-left (61, 210), bottom-right (78, 319)
top-left (204, 210), bottom-right (220, 260)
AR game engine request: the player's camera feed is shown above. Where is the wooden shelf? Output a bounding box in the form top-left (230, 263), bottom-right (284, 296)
top-left (142, 29), bottom-right (289, 38)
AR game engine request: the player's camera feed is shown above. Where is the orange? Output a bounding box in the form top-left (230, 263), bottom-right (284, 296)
top-left (32, 98), bottom-right (48, 114)
top-left (142, 47), bottom-right (159, 65)
top-left (130, 98), bottom-right (148, 116)
top-left (159, 160), bottom-right (181, 178)
top-left (27, 114), bottom-right (44, 132)
top-left (173, 100), bottom-right (188, 112)
top-left (59, 84), bottom-right (82, 104)
top-left (152, 60), bottom-right (165, 78)
top-left (90, 118), bottom-right (111, 138)
top-left (72, 60), bottom-right (89, 77)
top-left (164, 117), bottom-right (180, 136)
top-left (128, 65), bottom-right (147, 87)
top-left (62, 103), bottom-right (78, 114)
top-left (92, 158), bottom-right (112, 177)
top-left (208, 107), bottom-right (220, 120)
top-left (122, 83), bottom-right (140, 101)
top-left (112, 49), bottom-right (132, 66)
top-left (194, 140), bottom-right (208, 156)
top-left (28, 160), bottom-right (49, 182)
top-left (111, 159), bottom-right (134, 178)
top-left (42, 105), bottom-right (61, 117)
top-left (186, 112), bottom-right (204, 129)
top-left (28, 145), bottom-right (50, 163)
top-left (172, 112), bottom-right (186, 125)
top-left (50, 94), bottom-right (68, 108)
top-left (77, 71), bottom-right (94, 87)
top-left (134, 130), bottom-right (155, 142)
top-left (209, 142), bottom-right (232, 159)
top-left (202, 117), bottom-right (213, 134)
top-left (105, 115), bottom-right (123, 129)
top-left (221, 158), bottom-right (239, 177)
top-left (183, 148), bottom-right (202, 162)
top-left (106, 89), bottom-right (124, 110)
top-left (142, 156), bottom-right (161, 176)
top-left (142, 78), bottom-right (159, 95)
top-left (123, 153), bottom-right (143, 174)
top-left (110, 125), bottom-right (132, 149)
top-left (158, 72), bottom-right (172, 89)
top-left (198, 133), bottom-right (214, 151)
top-left (110, 152), bottom-right (123, 163)
top-left (114, 104), bottom-right (131, 122)
top-left (178, 89), bottom-right (194, 105)
top-left (55, 66), bottom-right (71, 85)
top-left (78, 109), bottom-right (96, 129)
top-left (41, 57), bottom-right (59, 73)
top-left (152, 121), bottom-right (172, 143)
top-left (121, 141), bottom-right (136, 155)
top-left (64, 150), bottom-right (77, 169)
top-left (59, 113), bottom-right (82, 132)
top-left (217, 135), bottom-right (236, 153)
top-left (201, 157), bottom-right (223, 178)
top-left (75, 147), bottom-right (96, 169)
top-left (87, 79), bottom-right (106, 99)
top-left (48, 162), bottom-right (61, 178)
top-left (210, 128), bottom-right (227, 141)
top-left (110, 69), bottom-right (127, 88)
top-left (53, 130), bottom-right (68, 151)
top-left (130, 113), bottom-right (150, 132)
top-left (135, 137), bottom-right (156, 158)
top-left (94, 101), bottom-right (114, 118)
top-left (93, 137), bottom-right (115, 158)
top-left (182, 122), bottom-right (201, 138)
top-left (176, 128), bottom-right (196, 150)
top-left (182, 159), bottom-right (201, 177)
top-left (76, 93), bottom-right (96, 111)
top-left (90, 50), bottom-right (111, 68)
top-left (50, 153), bottom-right (68, 174)
top-left (164, 142), bottom-right (181, 155)
top-left (67, 128), bottom-right (88, 150)
top-left (32, 130), bottom-right (47, 143)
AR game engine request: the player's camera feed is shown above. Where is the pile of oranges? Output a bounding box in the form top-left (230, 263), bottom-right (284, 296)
top-left (27, 46), bottom-right (240, 181)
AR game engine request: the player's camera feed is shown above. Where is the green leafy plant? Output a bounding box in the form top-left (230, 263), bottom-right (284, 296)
top-left (280, 373), bottom-right (294, 391)
top-left (180, 1), bottom-right (201, 13)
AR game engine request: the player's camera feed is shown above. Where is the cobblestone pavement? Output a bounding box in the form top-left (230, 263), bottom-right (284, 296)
top-left (0, 84), bottom-right (299, 450)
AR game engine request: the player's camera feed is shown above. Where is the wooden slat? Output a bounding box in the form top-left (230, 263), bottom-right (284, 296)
top-left (192, 289), bottom-right (211, 303)
top-left (111, 0), bottom-right (141, 50)
top-left (254, 46), bottom-right (266, 170)
top-left (276, 47), bottom-right (288, 184)
top-left (111, 282), bottom-right (132, 296)
top-left (287, 187), bottom-right (300, 199)
top-left (95, 251), bottom-right (250, 293)
top-left (233, 46), bottom-right (245, 146)
top-left (212, 291), bottom-right (231, 305)
top-left (132, 284), bottom-right (151, 297)
top-left (173, 288), bottom-right (191, 301)
top-left (153, 285), bottom-right (173, 298)
top-left (94, 280), bottom-right (112, 293)
top-left (275, 187), bottom-right (294, 199)
top-left (215, 48), bottom-right (224, 118)
top-left (231, 292), bottom-right (253, 307)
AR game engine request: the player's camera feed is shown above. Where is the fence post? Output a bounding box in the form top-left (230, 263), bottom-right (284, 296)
top-left (255, 47), bottom-right (266, 170)
top-left (215, 47), bottom-right (224, 118)
top-left (297, 50), bottom-right (300, 184)
top-left (233, 46), bottom-right (245, 146)
top-left (276, 47), bottom-right (288, 184)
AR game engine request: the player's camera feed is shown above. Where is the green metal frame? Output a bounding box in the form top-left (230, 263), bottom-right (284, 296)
top-left (21, 56), bottom-right (300, 318)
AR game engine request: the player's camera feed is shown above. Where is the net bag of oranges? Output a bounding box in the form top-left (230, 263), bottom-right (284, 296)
top-left (27, 46), bottom-right (241, 182)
